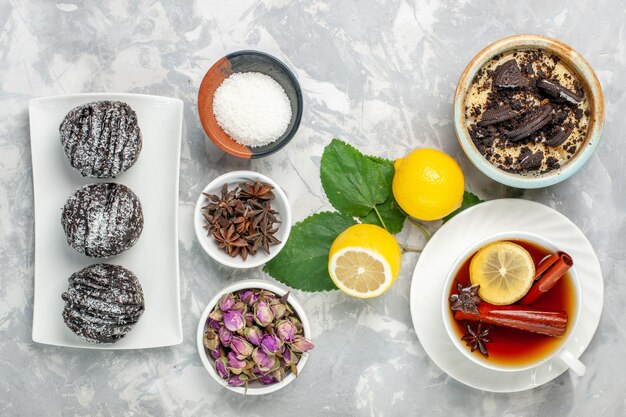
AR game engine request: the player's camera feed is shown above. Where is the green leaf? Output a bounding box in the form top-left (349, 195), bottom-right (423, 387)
top-left (319, 139), bottom-right (405, 233)
top-left (359, 155), bottom-right (406, 233)
top-left (359, 194), bottom-right (406, 234)
top-left (263, 212), bottom-right (356, 292)
top-left (442, 191), bottom-right (483, 223)
top-left (320, 139), bottom-right (392, 218)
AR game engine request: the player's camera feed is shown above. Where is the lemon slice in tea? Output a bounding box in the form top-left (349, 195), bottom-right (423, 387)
top-left (469, 241), bottom-right (535, 305)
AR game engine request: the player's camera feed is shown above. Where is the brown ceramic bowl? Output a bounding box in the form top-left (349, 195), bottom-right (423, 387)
top-left (198, 50), bottom-right (303, 159)
top-left (454, 35), bottom-right (604, 188)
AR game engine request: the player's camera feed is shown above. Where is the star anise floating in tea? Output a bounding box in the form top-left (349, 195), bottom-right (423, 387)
top-left (202, 181), bottom-right (281, 260)
top-left (449, 283), bottom-right (481, 315)
top-left (461, 321), bottom-right (491, 357)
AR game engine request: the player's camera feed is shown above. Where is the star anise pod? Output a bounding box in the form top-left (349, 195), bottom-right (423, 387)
top-left (213, 224), bottom-right (247, 257)
top-left (233, 215), bottom-right (254, 235)
top-left (248, 225), bottom-right (281, 254)
top-left (249, 200), bottom-right (279, 229)
top-left (232, 199), bottom-right (247, 216)
top-left (202, 184), bottom-right (240, 224)
top-left (229, 242), bottom-right (252, 261)
top-left (203, 213), bottom-right (229, 234)
top-left (449, 283), bottom-right (481, 315)
top-left (239, 181), bottom-right (274, 201)
top-left (461, 321), bottom-right (491, 357)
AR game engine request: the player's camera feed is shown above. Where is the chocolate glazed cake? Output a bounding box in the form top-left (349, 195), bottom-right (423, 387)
top-left (61, 183), bottom-right (144, 258)
top-left (60, 101), bottom-right (142, 178)
top-left (62, 264), bottom-right (145, 344)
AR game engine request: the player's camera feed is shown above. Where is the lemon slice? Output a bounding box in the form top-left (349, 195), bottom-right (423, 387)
top-left (469, 241), bottom-right (535, 305)
top-left (328, 224), bottom-right (401, 298)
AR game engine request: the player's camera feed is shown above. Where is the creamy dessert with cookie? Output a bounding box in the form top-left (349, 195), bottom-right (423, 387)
top-left (465, 50), bottom-right (590, 174)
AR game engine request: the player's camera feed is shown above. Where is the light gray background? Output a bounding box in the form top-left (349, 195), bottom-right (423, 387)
top-left (1, 1), bottom-right (624, 416)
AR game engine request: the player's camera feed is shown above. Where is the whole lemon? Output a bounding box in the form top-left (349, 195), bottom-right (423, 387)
top-left (392, 148), bottom-right (464, 221)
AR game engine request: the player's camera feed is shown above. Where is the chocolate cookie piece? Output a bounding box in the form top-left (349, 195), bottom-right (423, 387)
top-left (61, 183), bottom-right (143, 258)
top-left (492, 59), bottom-right (529, 89)
top-left (62, 264), bottom-right (145, 344)
top-left (60, 101), bottom-right (142, 178)
top-left (518, 148), bottom-right (544, 170)
top-left (506, 105), bottom-right (554, 142)
top-left (537, 79), bottom-right (583, 104)
top-left (545, 126), bottom-right (573, 147)
top-left (478, 105), bottom-right (519, 126)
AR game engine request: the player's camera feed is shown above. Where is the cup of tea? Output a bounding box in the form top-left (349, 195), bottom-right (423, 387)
top-left (441, 231), bottom-right (585, 375)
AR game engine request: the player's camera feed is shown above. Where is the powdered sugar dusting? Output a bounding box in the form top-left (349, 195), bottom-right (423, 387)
top-left (59, 101), bottom-right (142, 178)
top-left (62, 264), bottom-right (145, 344)
top-left (61, 183), bottom-right (144, 258)
top-left (213, 72), bottom-right (292, 147)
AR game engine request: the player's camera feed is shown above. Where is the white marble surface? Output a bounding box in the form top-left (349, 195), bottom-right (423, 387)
top-left (1, 1), bottom-right (625, 415)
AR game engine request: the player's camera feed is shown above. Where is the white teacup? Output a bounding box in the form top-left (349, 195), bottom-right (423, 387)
top-left (441, 231), bottom-right (586, 376)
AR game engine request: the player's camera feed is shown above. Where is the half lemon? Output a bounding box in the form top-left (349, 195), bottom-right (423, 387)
top-left (328, 224), bottom-right (401, 298)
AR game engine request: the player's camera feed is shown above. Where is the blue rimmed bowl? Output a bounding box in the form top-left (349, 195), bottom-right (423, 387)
top-left (454, 35), bottom-right (604, 189)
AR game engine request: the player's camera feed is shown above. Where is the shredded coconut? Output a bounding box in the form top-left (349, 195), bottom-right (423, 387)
top-left (212, 72), bottom-right (292, 147)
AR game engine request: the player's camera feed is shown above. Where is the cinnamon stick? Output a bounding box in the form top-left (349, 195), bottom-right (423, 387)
top-left (519, 251), bottom-right (573, 306)
top-left (454, 303), bottom-right (567, 337)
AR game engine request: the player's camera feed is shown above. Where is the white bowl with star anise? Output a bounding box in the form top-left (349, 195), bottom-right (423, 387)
top-left (194, 170), bottom-right (292, 268)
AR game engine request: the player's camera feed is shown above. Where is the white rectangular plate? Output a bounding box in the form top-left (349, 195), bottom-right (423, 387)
top-left (30, 93), bottom-right (183, 349)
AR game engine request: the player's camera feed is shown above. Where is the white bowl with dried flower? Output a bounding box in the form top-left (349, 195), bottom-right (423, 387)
top-left (194, 170), bottom-right (292, 269)
top-left (197, 279), bottom-right (313, 395)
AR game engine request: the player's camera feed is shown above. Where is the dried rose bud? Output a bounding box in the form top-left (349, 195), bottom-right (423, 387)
top-left (218, 326), bottom-right (233, 347)
top-left (252, 347), bottom-right (277, 372)
top-left (215, 357), bottom-right (230, 379)
top-left (289, 316), bottom-right (304, 334)
top-left (271, 303), bottom-right (287, 320)
top-left (208, 308), bottom-right (223, 322)
top-left (259, 290), bottom-right (276, 301)
top-left (210, 347), bottom-right (224, 361)
top-left (244, 312), bottom-right (254, 327)
top-left (219, 294), bottom-right (235, 311)
top-left (285, 303), bottom-right (294, 315)
top-left (232, 300), bottom-right (246, 312)
top-left (258, 374), bottom-right (276, 385)
top-left (275, 319), bottom-right (296, 343)
top-left (228, 374), bottom-right (248, 387)
top-left (281, 346), bottom-right (298, 366)
top-left (260, 334), bottom-right (282, 355)
top-left (227, 352), bottom-right (247, 372)
top-left (291, 335), bottom-right (315, 353)
top-left (223, 310), bottom-right (245, 332)
top-left (244, 325), bottom-right (263, 346)
top-left (241, 290), bottom-right (259, 305)
top-left (203, 328), bottom-right (220, 351)
top-left (272, 367), bottom-right (286, 382)
top-left (231, 335), bottom-right (253, 358)
top-left (207, 318), bottom-right (221, 330)
top-left (254, 301), bottom-right (274, 327)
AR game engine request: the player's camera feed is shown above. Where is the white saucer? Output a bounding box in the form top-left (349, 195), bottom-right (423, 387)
top-left (409, 199), bottom-right (603, 392)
